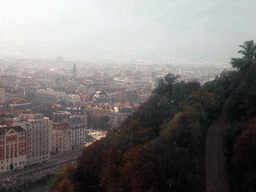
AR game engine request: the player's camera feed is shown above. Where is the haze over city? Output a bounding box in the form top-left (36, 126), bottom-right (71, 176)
top-left (1, 0), bottom-right (256, 191)
top-left (1, 0), bottom-right (255, 63)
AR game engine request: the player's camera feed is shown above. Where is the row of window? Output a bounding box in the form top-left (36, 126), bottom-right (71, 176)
top-left (0, 160), bottom-right (25, 166)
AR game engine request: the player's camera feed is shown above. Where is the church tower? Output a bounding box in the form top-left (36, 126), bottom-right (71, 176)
top-left (72, 63), bottom-right (77, 79)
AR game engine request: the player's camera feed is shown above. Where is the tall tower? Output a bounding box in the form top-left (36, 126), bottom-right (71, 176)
top-left (72, 63), bottom-right (77, 79)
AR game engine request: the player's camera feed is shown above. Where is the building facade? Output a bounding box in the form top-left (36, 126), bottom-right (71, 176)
top-left (51, 109), bottom-right (87, 152)
top-left (64, 116), bottom-right (86, 150)
top-left (0, 125), bottom-right (26, 173)
top-left (17, 114), bottom-right (52, 165)
top-left (51, 122), bottom-right (71, 154)
top-left (87, 104), bottom-right (132, 129)
top-left (109, 108), bottom-right (132, 128)
top-left (35, 89), bottom-right (66, 104)
top-left (65, 107), bottom-right (88, 127)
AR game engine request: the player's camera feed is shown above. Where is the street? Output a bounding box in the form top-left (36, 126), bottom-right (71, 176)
top-left (0, 130), bottom-right (106, 181)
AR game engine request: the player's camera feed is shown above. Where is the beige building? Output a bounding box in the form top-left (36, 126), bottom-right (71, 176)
top-left (35, 89), bottom-right (66, 104)
top-left (51, 109), bottom-right (87, 152)
top-left (109, 108), bottom-right (132, 128)
top-left (86, 103), bottom-right (113, 117)
top-left (51, 122), bottom-right (72, 153)
top-left (16, 114), bottom-right (52, 165)
top-left (87, 104), bottom-right (132, 129)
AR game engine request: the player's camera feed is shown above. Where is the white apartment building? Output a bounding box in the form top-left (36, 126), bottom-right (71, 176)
top-left (35, 89), bottom-right (66, 104)
top-left (17, 113), bottom-right (52, 165)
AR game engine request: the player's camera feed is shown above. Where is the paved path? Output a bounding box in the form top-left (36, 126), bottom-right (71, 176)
top-left (206, 115), bottom-right (229, 192)
top-left (0, 149), bottom-right (83, 180)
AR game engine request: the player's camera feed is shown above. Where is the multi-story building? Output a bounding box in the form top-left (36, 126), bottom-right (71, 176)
top-left (66, 94), bottom-right (81, 107)
top-left (0, 88), bottom-right (6, 104)
top-left (35, 89), bottom-right (66, 104)
top-left (0, 125), bottom-right (26, 172)
top-left (109, 107), bottom-right (132, 128)
top-left (87, 104), bottom-right (132, 129)
top-left (65, 107), bottom-right (88, 127)
top-left (51, 122), bottom-right (71, 153)
top-left (52, 111), bottom-right (72, 122)
top-left (51, 110), bottom-right (87, 152)
top-left (16, 113), bottom-right (52, 165)
top-left (64, 116), bottom-right (86, 151)
top-left (86, 103), bottom-right (113, 117)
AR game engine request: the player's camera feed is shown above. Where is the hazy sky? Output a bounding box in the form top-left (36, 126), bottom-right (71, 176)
top-left (0, 0), bottom-right (255, 63)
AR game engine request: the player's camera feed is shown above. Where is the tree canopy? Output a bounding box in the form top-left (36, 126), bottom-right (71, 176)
top-left (231, 40), bottom-right (256, 72)
top-left (49, 41), bottom-right (256, 192)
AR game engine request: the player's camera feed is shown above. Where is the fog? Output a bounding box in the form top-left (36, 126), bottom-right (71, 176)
top-left (0, 0), bottom-right (255, 62)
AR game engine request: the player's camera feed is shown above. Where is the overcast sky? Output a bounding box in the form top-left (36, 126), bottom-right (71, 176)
top-left (0, 0), bottom-right (255, 63)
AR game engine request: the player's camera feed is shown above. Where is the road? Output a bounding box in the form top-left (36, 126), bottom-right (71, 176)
top-left (0, 149), bottom-right (83, 181)
top-left (206, 115), bottom-right (229, 192)
top-left (87, 129), bottom-right (106, 141)
top-left (0, 130), bottom-right (106, 181)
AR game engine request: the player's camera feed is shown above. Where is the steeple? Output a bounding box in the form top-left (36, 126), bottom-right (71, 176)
top-left (72, 63), bottom-right (77, 79)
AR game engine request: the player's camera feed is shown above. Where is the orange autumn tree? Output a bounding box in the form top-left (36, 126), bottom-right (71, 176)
top-left (231, 117), bottom-right (256, 191)
top-left (121, 137), bottom-right (194, 192)
top-left (121, 144), bottom-right (154, 192)
top-left (52, 179), bottom-right (74, 192)
top-left (63, 164), bottom-right (76, 178)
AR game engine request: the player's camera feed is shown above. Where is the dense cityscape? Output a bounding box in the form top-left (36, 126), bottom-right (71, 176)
top-left (1, 0), bottom-right (256, 191)
top-left (0, 57), bottom-right (228, 190)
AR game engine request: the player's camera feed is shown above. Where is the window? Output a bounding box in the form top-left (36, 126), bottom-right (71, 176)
top-left (15, 163), bottom-right (17, 166)
top-left (19, 162), bottom-right (21, 165)
top-left (1, 166), bottom-right (3, 170)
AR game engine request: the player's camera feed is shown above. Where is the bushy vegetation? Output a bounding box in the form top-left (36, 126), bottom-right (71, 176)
top-left (49, 41), bottom-right (256, 192)
top-left (88, 113), bottom-right (111, 130)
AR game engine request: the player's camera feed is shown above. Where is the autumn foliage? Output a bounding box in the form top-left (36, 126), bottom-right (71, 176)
top-left (49, 41), bottom-right (256, 192)
top-left (63, 164), bottom-right (76, 178)
top-left (52, 179), bottom-right (74, 192)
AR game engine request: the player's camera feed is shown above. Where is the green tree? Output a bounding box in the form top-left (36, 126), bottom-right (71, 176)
top-left (231, 40), bottom-right (256, 72)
